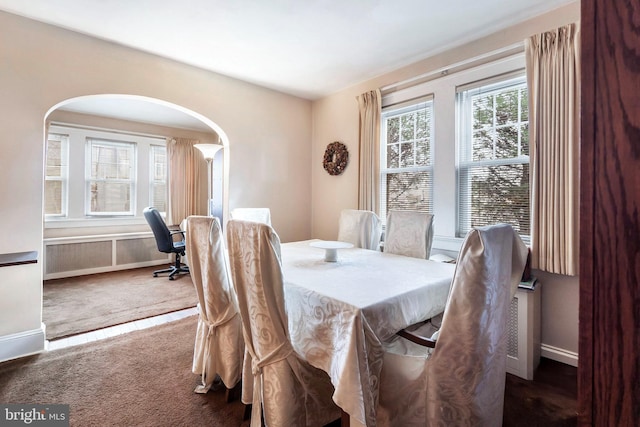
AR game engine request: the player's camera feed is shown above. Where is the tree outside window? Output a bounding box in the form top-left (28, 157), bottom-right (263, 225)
top-left (380, 99), bottom-right (433, 223)
top-left (457, 75), bottom-right (530, 238)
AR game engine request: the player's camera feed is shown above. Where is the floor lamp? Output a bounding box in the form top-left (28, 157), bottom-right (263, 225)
top-left (194, 143), bottom-right (223, 217)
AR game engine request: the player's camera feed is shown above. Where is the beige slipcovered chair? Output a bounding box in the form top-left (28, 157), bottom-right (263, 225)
top-left (377, 223), bottom-right (528, 427)
top-left (226, 219), bottom-right (340, 427)
top-left (337, 209), bottom-right (382, 250)
top-left (184, 216), bottom-right (244, 396)
top-left (384, 210), bottom-right (434, 259)
top-left (230, 207), bottom-right (272, 226)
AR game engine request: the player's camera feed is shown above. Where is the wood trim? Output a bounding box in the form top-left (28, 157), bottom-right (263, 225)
top-left (0, 251), bottom-right (38, 268)
top-left (579, 1), bottom-right (640, 425)
top-left (578, 1), bottom-right (595, 424)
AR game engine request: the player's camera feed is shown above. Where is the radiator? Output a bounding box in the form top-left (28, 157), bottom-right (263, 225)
top-left (506, 285), bottom-right (542, 380)
top-left (44, 232), bottom-right (168, 280)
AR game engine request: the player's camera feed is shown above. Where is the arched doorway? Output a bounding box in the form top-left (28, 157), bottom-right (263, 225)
top-left (41, 94), bottom-right (227, 341)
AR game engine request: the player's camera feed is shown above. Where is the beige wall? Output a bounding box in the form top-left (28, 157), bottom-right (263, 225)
top-left (0, 3), bottom-right (581, 363)
top-left (0, 11), bottom-right (312, 349)
top-left (310, 2), bottom-right (581, 362)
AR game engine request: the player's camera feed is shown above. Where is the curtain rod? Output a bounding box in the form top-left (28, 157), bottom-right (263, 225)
top-left (380, 42), bottom-right (525, 95)
top-left (48, 121), bottom-right (167, 141)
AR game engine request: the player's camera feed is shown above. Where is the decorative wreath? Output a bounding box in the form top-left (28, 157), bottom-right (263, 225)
top-left (323, 141), bottom-right (349, 176)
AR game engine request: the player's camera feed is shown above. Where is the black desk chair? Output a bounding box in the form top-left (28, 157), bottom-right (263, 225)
top-left (143, 207), bottom-right (189, 280)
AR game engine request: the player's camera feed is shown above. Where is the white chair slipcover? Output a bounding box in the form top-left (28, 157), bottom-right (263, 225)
top-left (230, 207), bottom-right (272, 226)
top-left (337, 209), bottom-right (382, 250)
top-left (384, 210), bottom-right (434, 259)
top-left (377, 223), bottom-right (528, 427)
top-left (185, 216), bottom-right (244, 393)
top-left (226, 220), bottom-right (340, 427)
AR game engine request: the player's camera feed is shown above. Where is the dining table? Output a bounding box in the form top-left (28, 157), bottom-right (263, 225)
top-left (281, 239), bottom-right (456, 427)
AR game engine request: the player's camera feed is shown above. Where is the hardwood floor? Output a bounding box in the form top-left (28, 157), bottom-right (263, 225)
top-left (45, 268), bottom-right (577, 426)
top-left (503, 357), bottom-right (578, 426)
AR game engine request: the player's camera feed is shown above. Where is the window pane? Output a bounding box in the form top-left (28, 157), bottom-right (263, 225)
top-left (460, 164), bottom-right (530, 235)
top-left (387, 144), bottom-right (399, 169)
top-left (399, 142), bottom-right (414, 167)
top-left (150, 144), bottom-right (167, 212)
top-left (387, 117), bottom-right (400, 144)
top-left (458, 76), bottom-right (529, 238)
top-left (472, 129), bottom-right (494, 161)
top-left (386, 171), bottom-right (433, 213)
top-left (473, 95), bottom-right (493, 129)
top-left (44, 181), bottom-right (62, 215)
top-left (87, 139), bottom-right (135, 215)
top-left (381, 99), bottom-right (434, 222)
top-left (495, 88), bottom-right (520, 125)
top-left (400, 113), bottom-right (415, 141)
top-left (521, 123), bottom-right (530, 156)
top-left (496, 125), bottom-right (519, 158)
top-left (46, 139), bottom-right (62, 177)
top-left (45, 133), bottom-right (68, 216)
top-left (90, 143), bottom-right (133, 180)
top-left (90, 182), bottom-right (131, 213)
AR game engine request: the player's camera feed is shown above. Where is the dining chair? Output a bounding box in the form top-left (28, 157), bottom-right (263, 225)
top-left (184, 215), bottom-right (244, 399)
top-left (337, 209), bottom-right (382, 250)
top-left (230, 207), bottom-right (272, 226)
top-left (377, 223), bottom-right (528, 427)
top-left (383, 210), bottom-right (434, 259)
top-left (226, 219), bottom-right (341, 427)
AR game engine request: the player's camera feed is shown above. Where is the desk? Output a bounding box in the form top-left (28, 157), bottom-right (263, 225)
top-left (281, 240), bottom-right (455, 427)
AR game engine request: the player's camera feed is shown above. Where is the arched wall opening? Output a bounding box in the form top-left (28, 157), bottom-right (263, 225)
top-left (42, 94), bottom-right (229, 279)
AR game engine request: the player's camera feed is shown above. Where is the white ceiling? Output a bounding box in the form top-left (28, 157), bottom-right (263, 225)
top-left (0, 0), bottom-right (574, 130)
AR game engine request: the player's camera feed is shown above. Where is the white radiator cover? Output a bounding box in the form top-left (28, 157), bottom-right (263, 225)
top-left (506, 285), bottom-right (542, 380)
top-left (44, 232), bottom-right (169, 280)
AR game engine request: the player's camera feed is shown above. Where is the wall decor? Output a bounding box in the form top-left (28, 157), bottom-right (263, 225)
top-left (323, 141), bottom-right (349, 176)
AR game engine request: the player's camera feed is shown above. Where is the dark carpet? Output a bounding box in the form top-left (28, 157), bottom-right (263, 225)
top-left (0, 316), bottom-right (248, 427)
top-left (43, 266), bottom-right (197, 340)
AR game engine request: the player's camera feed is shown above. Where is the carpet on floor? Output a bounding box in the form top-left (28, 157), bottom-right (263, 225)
top-left (0, 316), bottom-right (248, 427)
top-left (43, 266), bottom-right (197, 340)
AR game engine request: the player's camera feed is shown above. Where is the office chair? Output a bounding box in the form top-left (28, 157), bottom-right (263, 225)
top-left (143, 206), bottom-right (189, 280)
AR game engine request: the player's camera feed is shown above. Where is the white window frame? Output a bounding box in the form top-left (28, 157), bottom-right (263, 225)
top-left (456, 73), bottom-right (530, 239)
top-left (380, 97), bottom-right (434, 224)
top-left (45, 124), bottom-right (167, 228)
top-left (85, 138), bottom-right (137, 216)
top-left (379, 53), bottom-right (527, 256)
top-left (149, 144), bottom-right (167, 214)
top-left (44, 133), bottom-right (69, 217)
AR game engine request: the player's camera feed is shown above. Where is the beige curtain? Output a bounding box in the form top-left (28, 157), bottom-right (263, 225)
top-left (166, 137), bottom-right (206, 225)
top-left (357, 89), bottom-right (381, 212)
top-left (526, 23), bottom-right (580, 275)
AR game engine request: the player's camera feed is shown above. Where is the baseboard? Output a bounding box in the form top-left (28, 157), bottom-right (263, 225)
top-left (541, 343), bottom-right (578, 367)
top-left (0, 324), bottom-right (46, 363)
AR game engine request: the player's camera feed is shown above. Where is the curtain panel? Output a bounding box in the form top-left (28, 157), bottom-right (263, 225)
top-left (357, 89), bottom-right (382, 213)
top-left (166, 137), bottom-right (206, 225)
top-left (526, 23), bottom-right (580, 275)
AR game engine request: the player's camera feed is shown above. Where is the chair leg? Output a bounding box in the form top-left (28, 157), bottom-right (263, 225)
top-left (243, 404), bottom-right (252, 421)
top-left (154, 252), bottom-right (189, 280)
top-left (341, 409), bottom-right (350, 427)
top-left (225, 381), bottom-right (242, 403)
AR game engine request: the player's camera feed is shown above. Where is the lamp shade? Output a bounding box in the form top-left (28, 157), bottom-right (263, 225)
top-left (194, 143), bottom-right (223, 160)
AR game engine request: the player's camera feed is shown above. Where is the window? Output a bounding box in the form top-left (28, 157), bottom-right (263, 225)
top-left (457, 75), bottom-right (530, 237)
top-left (44, 133), bottom-right (69, 216)
top-left (380, 98), bottom-right (434, 223)
top-left (86, 138), bottom-right (136, 215)
top-left (150, 144), bottom-right (167, 213)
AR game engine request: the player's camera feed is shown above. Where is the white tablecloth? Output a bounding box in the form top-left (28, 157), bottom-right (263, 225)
top-left (281, 240), bottom-right (456, 427)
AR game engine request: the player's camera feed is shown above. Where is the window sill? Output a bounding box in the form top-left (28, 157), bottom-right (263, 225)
top-left (44, 217), bottom-right (148, 229)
